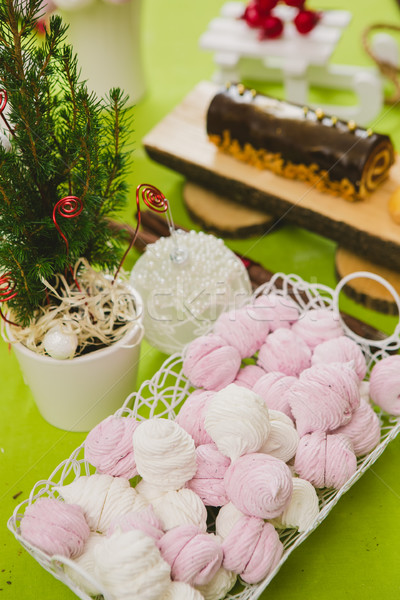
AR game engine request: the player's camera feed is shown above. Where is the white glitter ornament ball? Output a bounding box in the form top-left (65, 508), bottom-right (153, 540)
top-left (130, 230), bottom-right (252, 354)
top-left (43, 324), bottom-right (78, 360)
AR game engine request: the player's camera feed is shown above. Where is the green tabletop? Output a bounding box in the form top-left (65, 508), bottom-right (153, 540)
top-left (2, 0), bottom-right (400, 598)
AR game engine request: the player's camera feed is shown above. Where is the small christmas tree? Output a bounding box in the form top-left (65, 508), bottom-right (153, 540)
top-left (0, 0), bottom-right (131, 328)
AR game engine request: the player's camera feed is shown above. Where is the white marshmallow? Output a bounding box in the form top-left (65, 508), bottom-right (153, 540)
top-left (271, 477), bottom-right (320, 532)
top-left (259, 409), bottom-right (299, 463)
top-left (151, 489), bottom-right (207, 533)
top-left (204, 384), bottom-right (270, 460)
top-left (64, 532), bottom-right (104, 596)
top-left (162, 581), bottom-right (205, 600)
top-left (56, 474), bottom-right (147, 532)
top-left (195, 566), bottom-right (237, 600)
top-left (214, 502), bottom-right (244, 540)
top-left (94, 529), bottom-right (171, 600)
top-left (133, 419), bottom-right (197, 491)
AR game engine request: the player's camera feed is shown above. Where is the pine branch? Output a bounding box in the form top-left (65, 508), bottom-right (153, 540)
top-left (98, 88), bottom-right (131, 217)
top-left (7, 246), bottom-right (29, 296)
top-left (61, 45), bottom-right (78, 130)
top-left (5, 1), bottom-right (25, 81)
top-left (103, 91), bottom-right (122, 201)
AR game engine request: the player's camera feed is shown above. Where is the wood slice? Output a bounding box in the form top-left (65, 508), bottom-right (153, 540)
top-left (183, 181), bottom-right (276, 238)
top-left (335, 247), bottom-right (400, 315)
top-left (143, 80), bottom-right (400, 271)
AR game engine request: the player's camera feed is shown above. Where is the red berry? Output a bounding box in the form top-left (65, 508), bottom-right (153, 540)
top-left (242, 3), bottom-right (264, 28)
top-left (259, 15), bottom-right (284, 39)
top-left (35, 20), bottom-right (47, 35)
top-left (257, 0), bottom-right (279, 11)
top-left (294, 9), bottom-right (320, 34)
top-left (283, 0), bottom-right (306, 8)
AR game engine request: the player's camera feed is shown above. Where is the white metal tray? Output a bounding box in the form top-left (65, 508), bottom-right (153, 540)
top-left (8, 272), bottom-right (400, 600)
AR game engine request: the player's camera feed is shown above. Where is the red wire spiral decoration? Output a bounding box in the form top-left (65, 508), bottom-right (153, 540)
top-left (52, 196), bottom-right (84, 290)
top-left (52, 196), bottom-right (83, 256)
top-left (0, 89), bottom-right (7, 114)
top-left (139, 184), bottom-right (169, 215)
top-left (113, 184), bottom-right (169, 282)
top-left (0, 272), bottom-right (18, 303)
top-left (0, 89), bottom-right (15, 136)
top-left (0, 272), bottom-right (20, 326)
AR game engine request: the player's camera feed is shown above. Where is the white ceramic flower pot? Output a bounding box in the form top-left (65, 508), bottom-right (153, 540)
top-left (57, 0), bottom-right (146, 104)
top-left (8, 291), bottom-right (144, 432)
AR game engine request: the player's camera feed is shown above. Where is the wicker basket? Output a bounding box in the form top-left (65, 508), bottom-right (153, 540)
top-left (8, 272), bottom-right (400, 600)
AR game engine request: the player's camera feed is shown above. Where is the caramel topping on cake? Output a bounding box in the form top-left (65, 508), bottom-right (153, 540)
top-left (210, 131), bottom-right (358, 201)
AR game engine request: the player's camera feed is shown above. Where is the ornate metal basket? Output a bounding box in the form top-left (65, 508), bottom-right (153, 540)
top-left (8, 272), bottom-right (400, 600)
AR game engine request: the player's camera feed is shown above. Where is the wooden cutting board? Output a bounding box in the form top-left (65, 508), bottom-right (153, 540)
top-left (143, 80), bottom-right (400, 271)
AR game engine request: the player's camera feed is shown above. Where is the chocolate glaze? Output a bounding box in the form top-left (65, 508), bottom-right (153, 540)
top-left (206, 85), bottom-right (394, 192)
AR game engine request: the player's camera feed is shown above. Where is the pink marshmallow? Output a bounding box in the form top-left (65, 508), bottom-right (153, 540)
top-left (224, 453), bottom-right (293, 519)
top-left (158, 524), bottom-right (223, 586)
top-left (325, 433), bottom-right (357, 489)
top-left (333, 398), bottom-right (381, 456)
top-left (257, 328), bottom-right (312, 376)
top-left (233, 365), bottom-right (266, 389)
top-left (84, 415), bottom-right (139, 479)
top-left (294, 431), bottom-right (357, 489)
top-left (293, 431), bottom-right (326, 488)
top-left (312, 335), bottom-right (367, 381)
top-left (182, 334), bottom-right (241, 391)
top-left (287, 363), bottom-right (360, 436)
top-left (253, 293), bottom-right (300, 331)
top-left (175, 390), bottom-right (214, 446)
top-left (186, 443), bottom-right (231, 507)
top-left (213, 306), bottom-right (270, 358)
top-left (291, 308), bottom-right (343, 349)
top-left (252, 371), bottom-right (296, 418)
top-left (107, 505), bottom-right (164, 541)
top-left (222, 516), bottom-right (283, 584)
top-left (20, 498), bottom-right (90, 558)
top-left (369, 355), bottom-right (400, 415)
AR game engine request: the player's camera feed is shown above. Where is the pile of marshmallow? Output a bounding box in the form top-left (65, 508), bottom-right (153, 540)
top-left (182, 293), bottom-right (400, 487)
top-left (19, 293), bottom-right (400, 600)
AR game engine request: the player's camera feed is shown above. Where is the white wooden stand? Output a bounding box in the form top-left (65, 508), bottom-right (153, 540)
top-left (199, 2), bottom-right (394, 125)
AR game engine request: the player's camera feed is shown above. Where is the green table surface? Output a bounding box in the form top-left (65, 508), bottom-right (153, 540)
top-left (2, 0), bottom-right (400, 598)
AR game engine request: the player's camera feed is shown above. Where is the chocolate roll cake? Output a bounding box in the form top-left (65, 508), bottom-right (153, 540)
top-left (206, 84), bottom-right (395, 201)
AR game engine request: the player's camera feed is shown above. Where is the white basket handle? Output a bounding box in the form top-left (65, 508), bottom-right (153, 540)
top-left (333, 270), bottom-right (400, 348)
